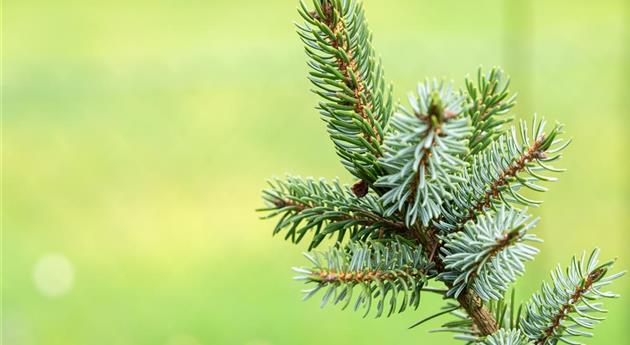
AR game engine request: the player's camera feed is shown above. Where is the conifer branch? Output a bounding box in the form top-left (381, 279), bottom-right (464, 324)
top-left (376, 80), bottom-right (471, 227)
top-left (521, 249), bottom-right (624, 345)
top-left (260, 1), bottom-right (623, 343)
top-left (260, 176), bottom-right (413, 249)
top-left (464, 68), bottom-right (516, 155)
top-left (297, 0), bottom-right (393, 184)
top-left (436, 116), bottom-right (569, 233)
top-left (438, 207), bottom-right (540, 301)
top-left (294, 240), bottom-right (432, 317)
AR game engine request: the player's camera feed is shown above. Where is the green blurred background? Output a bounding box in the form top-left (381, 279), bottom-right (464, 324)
top-left (3, 0), bottom-right (629, 344)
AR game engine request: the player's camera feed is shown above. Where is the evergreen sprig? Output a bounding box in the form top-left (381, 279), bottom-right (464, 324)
top-left (297, 0), bottom-right (393, 183)
top-left (465, 68), bottom-right (517, 155)
top-left (376, 80), bottom-right (472, 227)
top-left (520, 249), bottom-right (624, 345)
top-left (438, 207), bottom-right (541, 301)
top-left (260, 176), bottom-right (408, 249)
top-left (260, 1), bottom-right (623, 343)
top-left (436, 116), bottom-right (570, 233)
top-left (293, 240), bottom-right (433, 317)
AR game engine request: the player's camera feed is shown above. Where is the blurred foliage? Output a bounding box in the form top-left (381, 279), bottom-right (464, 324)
top-left (3, 0), bottom-right (629, 344)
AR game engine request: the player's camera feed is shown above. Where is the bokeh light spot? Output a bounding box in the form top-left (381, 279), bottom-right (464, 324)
top-left (32, 253), bottom-right (75, 297)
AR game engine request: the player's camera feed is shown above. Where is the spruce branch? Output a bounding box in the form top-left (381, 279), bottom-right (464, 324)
top-left (260, 176), bottom-right (412, 249)
top-left (297, 0), bottom-right (393, 184)
top-left (520, 249), bottom-right (624, 345)
top-left (376, 80), bottom-right (472, 227)
top-left (293, 240), bottom-right (433, 317)
top-left (259, 1), bottom-right (623, 343)
top-left (438, 207), bottom-right (541, 301)
top-left (436, 116), bottom-right (570, 233)
top-left (464, 67), bottom-right (516, 155)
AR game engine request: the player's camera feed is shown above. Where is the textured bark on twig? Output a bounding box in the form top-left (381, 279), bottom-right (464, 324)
top-left (457, 289), bottom-right (500, 335)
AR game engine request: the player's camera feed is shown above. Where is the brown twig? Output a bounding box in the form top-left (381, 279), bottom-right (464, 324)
top-left (313, 267), bottom-right (424, 284)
